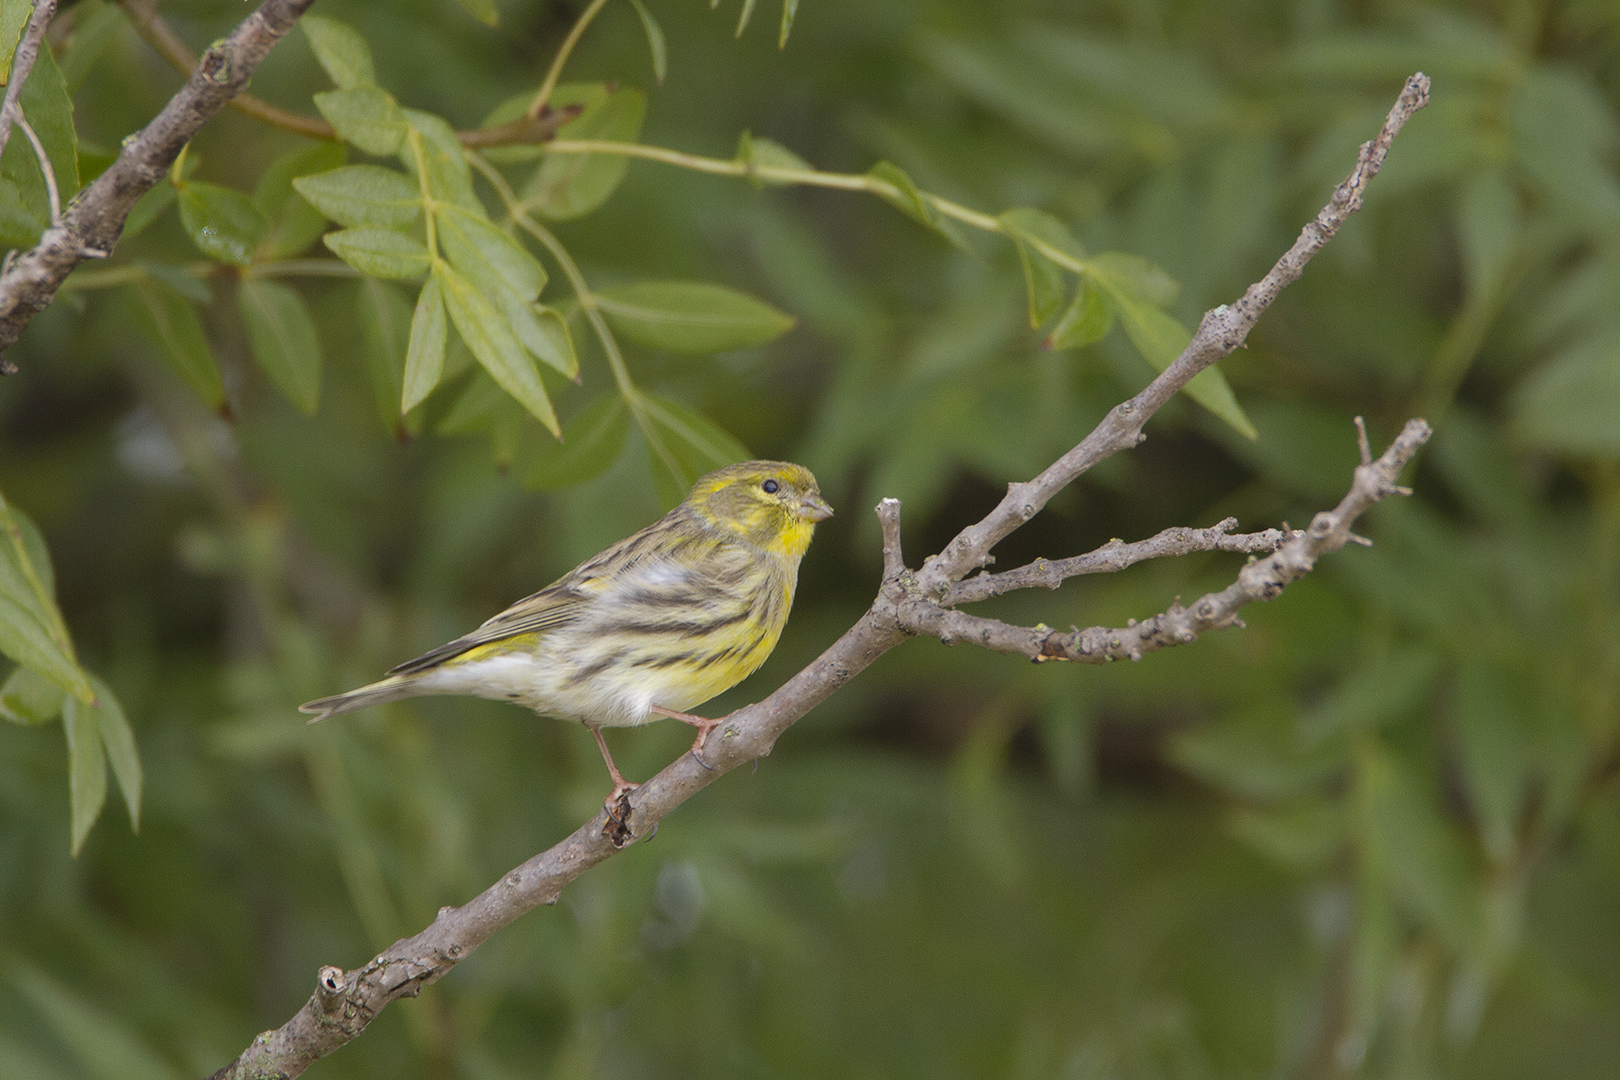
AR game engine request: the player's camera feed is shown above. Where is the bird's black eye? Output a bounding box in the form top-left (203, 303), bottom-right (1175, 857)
top-left (762, 479), bottom-right (780, 494)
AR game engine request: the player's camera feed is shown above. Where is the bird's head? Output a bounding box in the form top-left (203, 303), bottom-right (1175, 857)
top-left (687, 460), bottom-right (833, 558)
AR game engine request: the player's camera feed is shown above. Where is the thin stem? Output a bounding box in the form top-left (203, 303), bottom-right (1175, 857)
top-left (541, 138), bottom-right (1024, 256)
top-left (118, 0), bottom-right (337, 141)
top-left (115, 0), bottom-right (579, 147)
top-left (465, 150), bottom-right (635, 400)
top-left (528, 0), bottom-right (614, 120)
top-left (11, 108), bottom-right (60, 223)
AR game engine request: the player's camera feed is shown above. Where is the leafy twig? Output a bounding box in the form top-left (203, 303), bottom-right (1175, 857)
top-left (0, 0), bottom-right (319, 366)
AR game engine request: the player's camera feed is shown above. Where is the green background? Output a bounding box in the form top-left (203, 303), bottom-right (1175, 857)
top-left (2, 0), bottom-right (1620, 1077)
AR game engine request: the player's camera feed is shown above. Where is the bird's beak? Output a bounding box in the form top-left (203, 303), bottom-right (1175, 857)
top-left (799, 493), bottom-right (834, 522)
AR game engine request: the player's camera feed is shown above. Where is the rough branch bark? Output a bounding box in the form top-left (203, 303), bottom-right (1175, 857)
top-left (0, 0), bottom-right (318, 369)
top-left (203, 73), bottom-right (1433, 1080)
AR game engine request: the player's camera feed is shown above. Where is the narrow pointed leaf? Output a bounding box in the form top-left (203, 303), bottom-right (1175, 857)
top-left (357, 279), bottom-right (413, 430)
top-left (62, 694), bottom-right (107, 855)
top-left (594, 280), bottom-right (795, 354)
top-left (323, 228), bottom-right (431, 279)
top-left (525, 393), bottom-right (630, 489)
top-left (254, 142), bottom-right (347, 259)
top-left (0, 664), bottom-right (64, 725)
top-left (314, 87), bottom-right (407, 156)
top-left (1045, 279), bottom-right (1113, 349)
top-left (438, 263), bottom-right (559, 434)
top-left (236, 279), bottom-right (322, 413)
top-left (1086, 254), bottom-right (1255, 439)
top-left (627, 0), bottom-right (667, 84)
top-left (736, 130), bottom-right (811, 187)
top-left (0, 45), bottom-right (79, 227)
top-left (436, 205), bottom-right (547, 298)
top-left (128, 283), bottom-right (225, 409)
top-left (86, 673), bottom-right (139, 831)
top-left (175, 182), bottom-right (267, 267)
top-left (452, 0), bottom-right (500, 27)
top-left (301, 14), bottom-right (376, 90)
top-left (868, 160), bottom-right (937, 228)
top-left (779, 0), bottom-right (800, 48)
top-left (403, 271), bottom-right (448, 412)
top-left (639, 393), bottom-right (750, 507)
top-left (293, 165), bottom-right (421, 229)
top-left (401, 108), bottom-right (478, 210)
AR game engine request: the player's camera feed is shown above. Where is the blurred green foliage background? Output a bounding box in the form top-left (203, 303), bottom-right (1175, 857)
top-left (3, 0), bottom-right (1620, 1076)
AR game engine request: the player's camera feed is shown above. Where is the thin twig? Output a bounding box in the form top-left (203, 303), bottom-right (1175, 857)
top-left (527, 0), bottom-right (613, 120)
top-left (202, 74), bottom-right (1432, 1080)
top-left (115, 0), bottom-right (582, 146)
top-left (0, 0), bottom-right (56, 164)
top-left (9, 108), bottom-right (58, 223)
top-left (943, 519), bottom-right (1297, 606)
top-left (907, 421), bottom-right (1431, 663)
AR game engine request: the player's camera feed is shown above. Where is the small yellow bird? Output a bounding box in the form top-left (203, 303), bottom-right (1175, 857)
top-left (300, 461), bottom-right (832, 811)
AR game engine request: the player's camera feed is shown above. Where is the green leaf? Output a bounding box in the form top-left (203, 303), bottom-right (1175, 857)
top-left (356, 279), bottom-right (414, 432)
top-left (736, 130), bottom-right (812, 188)
top-left (120, 181), bottom-right (175, 242)
top-left (1085, 253), bottom-right (1256, 439)
top-left (1511, 335), bottom-right (1620, 457)
top-left (314, 86), bottom-right (407, 157)
top-left (0, 173), bottom-right (42, 247)
top-left (522, 303), bottom-right (578, 379)
top-left (1453, 657), bottom-right (1530, 865)
top-left (253, 142), bottom-right (346, 259)
top-left (1086, 250), bottom-right (1179, 306)
top-left (594, 280), bottom-right (796, 354)
top-left (438, 262), bottom-right (559, 435)
top-left (525, 393), bottom-right (630, 489)
top-left (175, 181), bottom-right (268, 267)
top-left (1000, 208), bottom-right (1079, 327)
top-left (451, 0), bottom-right (500, 27)
top-left (1169, 705), bottom-right (1345, 800)
top-left (292, 164), bottom-right (420, 229)
top-left (0, 45), bottom-right (80, 226)
top-left (524, 88), bottom-right (647, 220)
top-left (868, 160), bottom-right (938, 228)
top-left (1356, 743), bottom-right (1481, 953)
top-left (778, 0), bottom-right (800, 48)
top-left (627, 0), bottom-right (667, 84)
top-left (127, 283), bottom-right (225, 409)
top-left (1300, 650), bottom-right (1442, 744)
top-left (0, 663), bottom-right (64, 725)
top-left (1045, 278), bottom-right (1113, 349)
top-left (62, 692), bottom-right (106, 855)
top-left (1227, 799), bottom-right (1346, 871)
top-left (435, 205), bottom-right (547, 298)
top-left (0, 497), bottom-right (93, 703)
top-left (403, 271), bottom-right (448, 412)
top-left (323, 228), bottom-right (431, 279)
top-left (401, 108), bottom-right (478, 211)
top-left (1457, 168), bottom-right (1518, 308)
top-left (0, 0), bottom-right (29, 82)
top-left (302, 14), bottom-right (376, 90)
top-left (639, 393), bottom-right (751, 507)
top-left (84, 672), bottom-right (139, 831)
top-left (236, 279), bottom-right (322, 413)
top-left (735, 0), bottom-right (760, 36)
